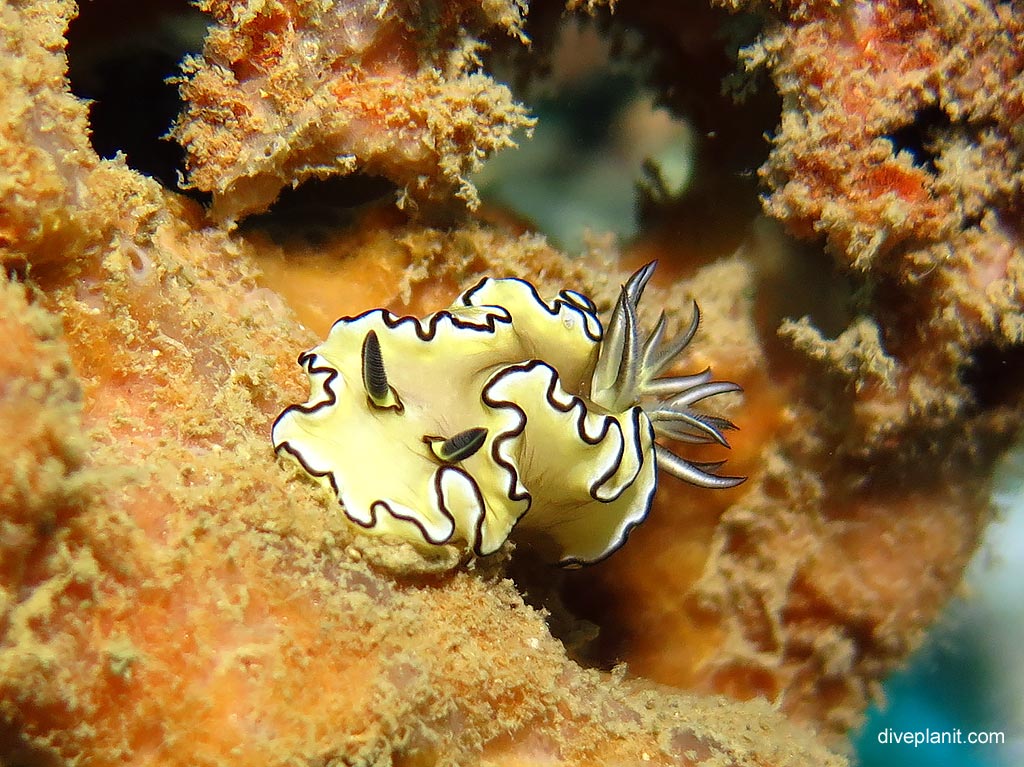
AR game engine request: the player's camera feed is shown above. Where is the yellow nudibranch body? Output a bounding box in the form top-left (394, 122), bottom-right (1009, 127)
top-left (272, 263), bottom-right (743, 566)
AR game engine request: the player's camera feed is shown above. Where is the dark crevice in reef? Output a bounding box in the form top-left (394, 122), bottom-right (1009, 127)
top-left (961, 342), bottom-right (1024, 411)
top-left (638, 6), bottom-right (778, 178)
top-left (506, 551), bottom-right (617, 671)
top-left (66, 0), bottom-right (212, 202)
top-left (884, 106), bottom-right (951, 174)
top-left (236, 175), bottom-right (400, 245)
top-left (0, 722), bottom-right (63, 767)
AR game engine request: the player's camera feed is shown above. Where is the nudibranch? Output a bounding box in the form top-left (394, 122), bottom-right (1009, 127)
top-left (272, 263), bottom-right (743, 566)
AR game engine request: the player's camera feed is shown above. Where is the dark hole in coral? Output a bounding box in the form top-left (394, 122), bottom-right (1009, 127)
top-left (960, 212), bottom-right (985, 231)
top-left (65, 0), bottom-right (212, 201)
top-left (237, 175), bottom-right (399, 245)
top-left (506, 551), bottom-right (617, 670)
top-left (0, 721), bottom-right (63, 767)
top-left (960, 342), bottom-right (1024, 410)
top-left (643, 7), bottom-right (777, 178)
top-left (884, 106), bottom-right (950, 174)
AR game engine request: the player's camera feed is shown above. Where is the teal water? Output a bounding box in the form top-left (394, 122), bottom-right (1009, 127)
top-left (854, 449), bottom-right (1024, 767)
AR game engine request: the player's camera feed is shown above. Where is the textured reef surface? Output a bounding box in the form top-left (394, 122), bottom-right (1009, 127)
top-left (1, 0), bottom-right (1022, 765)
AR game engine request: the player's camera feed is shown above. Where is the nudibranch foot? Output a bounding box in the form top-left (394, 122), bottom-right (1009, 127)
top-left (273, 261), bottom-right (743, 566)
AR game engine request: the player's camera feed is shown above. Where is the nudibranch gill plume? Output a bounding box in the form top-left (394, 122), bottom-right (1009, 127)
top-left (272, 263), bottom-right (743, 566)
